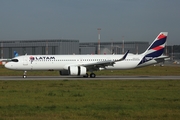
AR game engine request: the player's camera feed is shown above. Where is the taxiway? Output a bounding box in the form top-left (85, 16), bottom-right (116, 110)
top-left (0, 76), bottom-right (180, 80)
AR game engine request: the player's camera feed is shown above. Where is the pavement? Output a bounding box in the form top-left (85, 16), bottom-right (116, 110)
top-left (0, 76), bottom-right (180, 80)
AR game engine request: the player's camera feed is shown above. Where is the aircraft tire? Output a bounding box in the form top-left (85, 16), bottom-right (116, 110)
top-left (23, 75), bottom-right (27, 78)
top-left (90, 73), bottom-right (96, 78)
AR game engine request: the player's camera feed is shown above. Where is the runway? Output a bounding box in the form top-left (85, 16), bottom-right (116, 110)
top-left (0, 76), bottom-right (180, 80)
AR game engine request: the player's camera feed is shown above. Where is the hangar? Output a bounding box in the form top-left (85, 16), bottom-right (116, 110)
top-left (0, 39), bottom-right (149, 58)
top-left (79, 41), bottom-right (149, 54)
top-left (0, 39), bottom-right (79, 58)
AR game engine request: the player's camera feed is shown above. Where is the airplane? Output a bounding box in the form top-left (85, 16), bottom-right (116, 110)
top-left (5, 32), bottom-right (169, 78)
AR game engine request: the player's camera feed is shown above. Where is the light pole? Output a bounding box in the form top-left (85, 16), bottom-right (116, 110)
top-left (97, 28), bottom-right (101, 54)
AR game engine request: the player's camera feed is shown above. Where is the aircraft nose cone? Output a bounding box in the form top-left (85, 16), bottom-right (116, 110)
top-left (5, 63), bottom-right (12, 69)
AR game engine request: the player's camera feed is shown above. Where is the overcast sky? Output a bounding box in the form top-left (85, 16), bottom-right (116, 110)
top-left (0, 0), bottom-right (180, 45)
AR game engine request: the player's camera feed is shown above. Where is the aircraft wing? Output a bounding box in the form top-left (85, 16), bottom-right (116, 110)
top-left (78, 50), bottom-right (129, 71)
top-left (0, 59), bottom-right (12, 65)
top-left (0, 59), bottom-right (12, 62)
top-left (0, 51), bottom-right (18, 63)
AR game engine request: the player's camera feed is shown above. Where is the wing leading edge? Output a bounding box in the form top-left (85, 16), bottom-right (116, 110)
top-left (78, 50), bottom-right (129, 71)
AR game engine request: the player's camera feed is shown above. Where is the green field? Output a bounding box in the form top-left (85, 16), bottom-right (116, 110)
top-left (0, 80), bottom-right (180, 120)
top-left (0, 65), bottom-right (180, 119)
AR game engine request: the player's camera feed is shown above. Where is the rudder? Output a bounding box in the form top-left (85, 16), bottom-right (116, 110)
top-left (138, 32), bottom-right (168, 65)
top-left (143, 32), bottom-right (168, 57)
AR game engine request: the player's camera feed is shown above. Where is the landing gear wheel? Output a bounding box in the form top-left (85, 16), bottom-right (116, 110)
top-left (83, 73), bottom-right (89, 78)
top-left (90, 73), bottom-right (96, 78)
top-left (23, 75), bottom-right (27, 78)
top-left (23, 71), bottom-right (27, 78)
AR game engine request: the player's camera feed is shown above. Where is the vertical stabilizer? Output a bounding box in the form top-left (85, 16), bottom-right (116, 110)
top-left (138, 32), bottom-right (168, 65)
top-left (14, 51), bottom-right (18, 57)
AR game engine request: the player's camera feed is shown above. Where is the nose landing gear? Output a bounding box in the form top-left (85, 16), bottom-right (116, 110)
top-left (23, 71), bottom-right (27, 78)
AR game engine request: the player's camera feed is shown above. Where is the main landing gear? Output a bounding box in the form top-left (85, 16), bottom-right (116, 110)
top-left (83, 73), bottom-right (96, 78)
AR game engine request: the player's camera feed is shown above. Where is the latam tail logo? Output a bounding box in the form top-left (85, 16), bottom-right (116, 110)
top-left (29, 56), bottom-right (35, 64)
top-left (138, 32), bottom-right (168, 65)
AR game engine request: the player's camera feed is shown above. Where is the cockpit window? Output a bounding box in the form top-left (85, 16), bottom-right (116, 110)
top-left (11, 59), bottom-right (19, 62)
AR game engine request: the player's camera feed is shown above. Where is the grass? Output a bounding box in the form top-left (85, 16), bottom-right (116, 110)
top-left (0, 65), bottom-right (180, 119)
top-left (0, 80), bottom-right (180, 120)
top-left (0, 65), bottom-right (180, 76)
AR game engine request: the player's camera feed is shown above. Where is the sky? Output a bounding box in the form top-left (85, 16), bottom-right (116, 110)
top-left (0, 0), bottom-right (180, 45)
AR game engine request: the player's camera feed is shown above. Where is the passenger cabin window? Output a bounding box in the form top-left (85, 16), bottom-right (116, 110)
top-left (11, 59), bottom-right (19, 62)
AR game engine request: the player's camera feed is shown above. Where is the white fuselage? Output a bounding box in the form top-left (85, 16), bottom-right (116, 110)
top-left (5, 54), bottom-right (157, 71)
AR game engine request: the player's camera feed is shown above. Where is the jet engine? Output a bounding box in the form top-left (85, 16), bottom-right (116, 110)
top-left (59, 66), bottom-right (87, 76)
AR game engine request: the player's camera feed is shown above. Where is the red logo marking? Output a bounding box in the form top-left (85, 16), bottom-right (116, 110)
top-left (153, 46), bottom-right (163, 51)
top-left (158, 34), bottom-right (166, 40)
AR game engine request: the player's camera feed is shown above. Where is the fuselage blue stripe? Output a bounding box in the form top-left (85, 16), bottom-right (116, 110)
top-left (138, 48), bottom-right (164, 65)
top-left (146, 48), bottom-right (164, 57)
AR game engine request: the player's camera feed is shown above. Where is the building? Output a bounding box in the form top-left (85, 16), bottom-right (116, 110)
top-left (80, 41), bottom-right (149, 54)
top-left (0, 39), bottom-right (79, 58)
top-left (0, 39), bottom-right (149, 58)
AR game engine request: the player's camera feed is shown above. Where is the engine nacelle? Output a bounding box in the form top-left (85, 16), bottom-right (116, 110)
top-left (68, 66), bottom-right (86, 76)
top-left (59, 66), bottom-right (87, 76)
